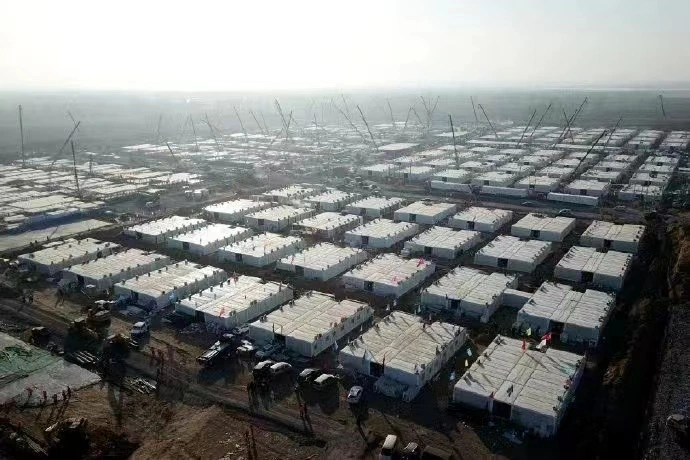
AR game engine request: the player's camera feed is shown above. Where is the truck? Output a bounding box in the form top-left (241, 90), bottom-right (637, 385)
top-left (197, 334), bottom-right (239, 367)
top-left (130, 320), bottom-right (150, 338)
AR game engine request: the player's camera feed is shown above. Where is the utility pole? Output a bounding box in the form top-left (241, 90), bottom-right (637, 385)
top-left (449, 114), bottom-right (460, 168)
top-left (70, 140), bottom-right (80, 198)
top-left (18, 105), bottom-right (25, 168)
top-left (477, 104), bottom-right (498, 139)
top-left (516, 109), bottom-right (537, 147)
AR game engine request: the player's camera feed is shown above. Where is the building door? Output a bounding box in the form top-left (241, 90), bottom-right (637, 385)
top-left (361, 235), bottom-right (369, 245)
top-left (492, 400), bottom-right (512, 419)
top-left (582, 271), bottom-right (594, 282)
top-left (370, 362), bottom-right (384, 377)
top-left (424, 246), bottom-right (433, 255)
top-left (295, 266), bottom-right (304, 276)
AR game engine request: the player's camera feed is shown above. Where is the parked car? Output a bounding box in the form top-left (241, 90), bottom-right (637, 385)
top-left (347, 385), bottom-right (364, 405)
top-left (312, 373), bottom-right (337, 391)
top-left (521, 201), bottom-right (535, 207)
top-left (252, 360), bottom-right (275, 379)
top-left (379, 434), bottom-right (399, 460)
top-left (231, 325), bottom-right (249, 336)
top-left (130, 321), bottom-right (150, 338)
top-left (269, 362), bottom-right (292, 377)
top-left (298, 368), bottom-right (322, 385)
top-left (557, 208), bottom-right (574, 217)
top-left (402, 442), bottom-right (421, 459)
top-left (236, 340), bottom-right (256, 357)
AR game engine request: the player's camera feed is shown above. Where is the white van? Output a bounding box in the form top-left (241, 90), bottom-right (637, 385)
top-left (379, 434), bottom-right (398, 460)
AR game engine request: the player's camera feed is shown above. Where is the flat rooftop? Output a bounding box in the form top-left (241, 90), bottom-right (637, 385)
top-left (295, 212), bottom-right (360, 231)
top-left (556, 246), bottom-right (632, 276)
top-left (18, 238), bottom-right (117, 266)
top-left (220, 233), bottom-right (302, 258)
top-left (116, 261), bottom-right (225, 297)
top-left (343, 254), bottom-right (433, 288)
top-left (424, 267), bottom-right (516, 303)
top-left (278, 243), bottom-right (366, 271)
top-left (347, 218), bottom-right (418, 239)
top-left (170, 224), bottom-right (251, 246)
top-left (346, 196), bottom-right (404, 210)
top-left (262, 185), bottom-right (316, 199)
top-left (512, 213), bottom-right (575, 234)
top-left (127, 216), bottom-right (206, 237)
top-left (246, 205), bottom-right (313, 221)
top-left (65, 248), bottom-right (168, 279)
top-left (307, 190), bottom-right (358, 204)
top-left (407, 226), bottom-right (481, 251)
top-left (378, 143), bottom-right (419, 152)
top-left (581, 221), bottom-right (645, 244)
top-left (451, 206), bottom-right (513, 226)
top-left (204, 199), bottom-right (271, 215)
top-left (476, 235), bottom-right (552, 263)
top-left (395, 201), bottom-right (456, 217)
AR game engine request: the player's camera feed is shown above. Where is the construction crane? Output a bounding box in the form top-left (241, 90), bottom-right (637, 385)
top-left (356, 105), bottom-right (378, 151)
top-left (386, 99), bottom-right (396, 131)
top-left (333, 100), bottom-right (367, 143)
top-left (402, 106), bottom-right (413, 133)
top-left (561, 109), bottom-right (577, 144)
top-left (204, 113), bottom-right (222, 152)
top-left (554, 97), bottom-right (587, 146)
top-left (165, 142), bottom-right (179, 167)
top-left (233, 106), bottom-right (249, 144)
top-left (249, 110), bottom-right (266, 136)
top-left (572, 129), bottom-right (609, 178)
top-left (420, 96), bottom-right (439, 131)
top-left (470, 97), bottom-right (479, 126)
top-left (448, 114), bottom-right (460, 168)
top-left (529, 102), bottom-right (553, 143)
top-left (274, 99), bottom-right (291, 141)
top-left (18, 105), bottom-right (25, 168)
top-left (516, 109), bottom-right (537, 147)
top-left (659, 95), bottom-right (667, 118)
top-left (190, 115), bottom-right (200, 152)
top-left (477, 104), bottom-right (499, 139)
top-left (155, 114), bottom-right (163, 145)
top-left (70, 140), bottom-right (81, 198)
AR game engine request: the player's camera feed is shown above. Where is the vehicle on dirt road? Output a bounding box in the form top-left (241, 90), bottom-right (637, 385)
top-left (347, 385), bottom-right (364, 405)
top-left (312, 374), bottom-right (337, 391)
top-left (269, 362), bottom-right (292, 378)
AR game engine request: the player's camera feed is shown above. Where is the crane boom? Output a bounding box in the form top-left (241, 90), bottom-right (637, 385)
top-left (659, 95), bottom-right (667, 118)
top-left (386, 99), bottom-right (396, 131)
top-left (233, 106), bottom-right (248, 142)
top-left (249, 110), bottom-right (265, 135)
top-left (470, 97), bottom-right (479, 124)
top-left (166, 142), bottom-right (177, 164)
top-left (449, 114), bottom-right (460, 168)
top-left (356, 105), bottom-right (378, 151)
top-left (204, 113), bottom-right (221, 151)
top-left (71, 140), bottom-right (80, 197)
top-left (18, 105), bottom-right (25, 168)
top-left (477, 104), bottom-right (498, 139)
top-left (190, 115), bottom-right (199, 151)
top-left (529, 102), bottom-right (552, 142)
top-left (403, 106), bottom-right (413, 132)
top-left (516, 109), bottom-right (537, 147)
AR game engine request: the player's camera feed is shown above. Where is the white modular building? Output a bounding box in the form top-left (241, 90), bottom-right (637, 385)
top-left (516, 282), bottom-right (615, 346)
top-left (261, 185), bottom-right (318, 203)
top-left (124, 216), bottom-right (207, 244)
top-left (459, 160), bottom-right (496, 173)
top-left (403, 226), bottom-right (482, 259)
top-left (453, 335), bottom-right (584, 437)
top-left (474, 236), bottom-right (552, 273)
top-left (293, 212), bottom-right (361, 239)
top-left (62, 249), bottom-right (170, 292)
top-left (511, 213), bottom-right (576, 242)
top-left (167, 224), bottom-right (252, 255)
top-left (339, 312), bottom-right (467, 401)
top-left (537, 166), bottom-right (576, 180)
top-left (432, 169), bottom-right (473, 184)
top-left (547, 192), bottom-right (599, 207)
top-left (344, 219), bottom-right (419, 249)
top-left (554, 246), bottom-right (632, 291)
top-left (629, 172), bottom-right (672, 187)
top-left (394, 201), bottom-right (457, 225)
top-left (344, 196), bottom-right (405, 218)
top-left (204, 199), bottom-right (273, 223)
top-left (248, 291), bottom-right (373, 357)
top-left (448, 207), bottom-right (513, 233)
top-left (565, 179), bottom-right (610, 197)
top-left (430, 181), bottom-right (473, 193)
top-left (244, 205), bottom-right (314, 232)
top-left (113, 261), bottom-right (226, 309)
top-left (471, 171), bottom-right (516, 187)
top-left (421, 267), bottom-right (518, 322)
top-left (401, 166), bottom-right (435, 182)
top-left (18, 238), bottom-right (118, 276)
top-left (532, 149), bottom-right (566, 160)
top-left (341, 254), bottom-right (435, 298)
top-left (516, 176), bottom-right (561, 193)
top-left (581, 169), bottom-right (623, 183)
top-left (307, 190), bottom-right (360, 211)
top-left (592, 160), bottom-right (632, 173)
top-left (618, 184), bottom-right (664, 202)
top-left (276, 243), bottom-right (367, 281)
top-left (361, 163), bottom-right (401, 179)
top-left (217, 233), bottom-right (304, 267)
top-left (580, 221), bottom-right (645, 254)
top-left (175, 276), bottom-right (293, 329)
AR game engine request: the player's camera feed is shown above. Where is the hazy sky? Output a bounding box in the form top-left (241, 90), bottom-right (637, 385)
top-left (2, 0), bottom-right (689, 91)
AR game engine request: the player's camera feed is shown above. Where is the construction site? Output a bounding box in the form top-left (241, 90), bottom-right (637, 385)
top-left (0, 90), bottom-right (688, 460)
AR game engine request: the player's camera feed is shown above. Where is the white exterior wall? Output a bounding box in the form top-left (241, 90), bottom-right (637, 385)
top-left (554, 246), bottom-right (632, 291)
top-left (448, 207), bottom-right (513, 233)
top-left (167, 224), bottom-right (252, 256)
top-left (394, 201), bottom-right (457, 225)
top-left (245, 206), bottom-right (314, 232)
top-left (204, 199), bottom-right (272, 223)
top-left (474, 236), bottom-right (552, 273)
top-left (342, 254), bottom-right (435, 298)
top-left (344, 219), bottom-right (419, 249)
top-left (511, 214), bottom-right (576, 243)
top-left (344, 197), bottom-right (405, 218)
top-left (217, 233), bottom-right (304, 267)
top-left (580, 221), bottom-right (645, 254)
top-left (18, 238), bottom-right (118, 276)
top-left (403, 226), bottom-right (482, 259)
top-left (275, 243), bottom-right (368, 281)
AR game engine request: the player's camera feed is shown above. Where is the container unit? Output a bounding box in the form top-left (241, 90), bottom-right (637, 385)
top-left (453, 335), bottom-right (584, 438)
top-left (516, 282), bottom-right (615, 346)
top-left (344, 196), bottom-right (405, 218)
top-left (276, 243), bottom-right (367, 281)
top-left (637, 163), bottom-right (676, 175)
top-left (424, 158), bottom-right (456, 169)
top-left (261, 184), bottom-right (318, 203)
top-left (124, 216), bottom-right (207, 244)
top-left (515, 176), bottom-right (560, 193)
top-left (432, 169), bottom-right (473, 184)
top-left (421, 267), bottom-right (517, 322)
top-left (248, 291), bottom-right (373, 357)
top-left (459, 160), bottom-right (496, 173)
top-left (474, 235), bottom-right (552, 273)
top-left (244, 205), bottom-right (314, 232)
top-left (497, 163), bottom-right (535, 178)
top-left (618, 184), bottom-right (664, 202)
top-left (629, 172), bottom-right (672, 187)
top-left (293, 212), bottom-right (361, 239)
top-left (113, 261), bottom-right (226, 309)
top-left (537, 166), bottom-right (576, 180)
top-left (448, 206), bottom-right (513, 233)
top-left (580, 221), bottom-right (645, 254)
top-left (342, 254), bottom-right (435, 298)
top-left (400, 166), bottom-right (435, 182)
top-left (394, 201), bottom-right (456, 225)
top-left (204, 199), bottom-right (272, 223)
top-left (565, 179), bottom-right (610, 197)
top-left (339, 312), bottom-right (467, 402)
top-left (581, 169), bottom-right (623, 183)
top-left (470, 146), bottom-right (498, 156)
top-left (17, 238), bottom-right (118, 276)
top-left (306, 190), bottom-right (360, 211)
top-left (532, 149), bottom-right (566, 160)
top-left (217, 233), bottom-right (304, 267)
top-left (175, 276), bottom-right (293, 329)
top-left (511, 213), bottom-right (576, 243)
top-left (645, 155), bottom-right (680, 168)
top-left (378, 143), bottom-right (419, 155)
top-left (167, 224), bottom-right (252, 256)
top-left (554, 246), bottom-right (632, 291)
top-left (430, 181), bottom-right (473, 193)
top-left (547, 192), bottom-right (599, 207)
top-left (499, 148), bottom-right (529, 159)
top-left (360, 163), bottom-right (402, 179)
top-left (403, 226), bottom-right (482, 259)
top-left (519, 155), bottom-right (552, 168)
top-left (592, 160), bottom-right (632, 173)
top-left (471, 171), bottom-right (517, 187)
top-left (344, 219), bottom-right (419, 249)
top-left (62, 249), bottom-right (170, 292)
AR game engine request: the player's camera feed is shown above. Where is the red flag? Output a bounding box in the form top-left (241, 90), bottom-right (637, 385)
top-left (541, 332), bottom-right (553, 343)
top-left (522, 339), bottom-right (526, 351)
top-left (417, 258), bottom-right (425, 267)
top-left (489, 391), bottom-right (494, 399)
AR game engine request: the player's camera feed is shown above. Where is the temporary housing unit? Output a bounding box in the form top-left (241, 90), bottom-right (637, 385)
top-left (293, 212), bottom-right (361, 239)
top-left (532, 149), bottom-right (566, 160)
top-left (124, 216), bottom-right (206, 244)
top-left (175, 276), bottom-right (293, 329)
top-left (474, 236), bottom-right (552, 273)
top-left (516, 176), bottom-right (560, 193)
top-left (248, 291), bottom-right (373, 357)
top-left (471, 171), bottom-right (516, 187)
top-left (113, 261), bottom-right (226, 309)
top-left (403, 226), bottom-right (482, 259)
top-left (400, 166), bottom-right (435, 182)
top-left (217, 233), bottom-right (304, 267)
top-left (344, 219), bottom-right (419, 249)
top-left (361, 163), bottom-right (401, 178)
top-left (554, 246), bottom-right (632, 291)
top-left (344, 196), bottom-right (405, 218)
top-left (341, 254), bottom-right (435, 298)
top-left (18, 238), bottom-right (118, 276)
top-left (629, 172), bottom-right (672, 188)
top-left (378, 143), bottom-right (419, 155)
top-left (167, 224), bottom-right (252, 255)
top-left (453, 335), bottom-right (584, 437)
top-left (516, 282), bottom-right (615, 346)
top-left (618, 184), bottom-right (663, 202)
top-left (448, 206), bottom-right (513, 233)
top-left (511, 213), bottom-right (576, 243)
top-left (459, 160), bottom-right (496, 173)
top-left (580, 221), bottom-right (645, 254)
top-left (421, 267), bottom-right (518, 322)
top-left (204, 199), bottom-right (272, 223)
top-left (339, 312), bottom-right (467, 401)
top-left (537, 166), bottom-right (576, 180)
top-left (547, 192), bottom-right (599, 207)
top-left (565, 179), bottom-right (610, 198)
top-left (393, 201), bottom-right (456, 225)
top-left (432, 169), bottom-right (473, 184)
top-left (307, 190), bottom-right (359, 211)
top-left (581, 169), bottom-right (623, 183)
top-left (62, 249), bottom-right (170, 292)
top-left (276, 243), bottom-right (367, 281)
top-left (261, 185), bottom-right (318, 203)
top-left (244, 206), bottom-right (314, 232)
